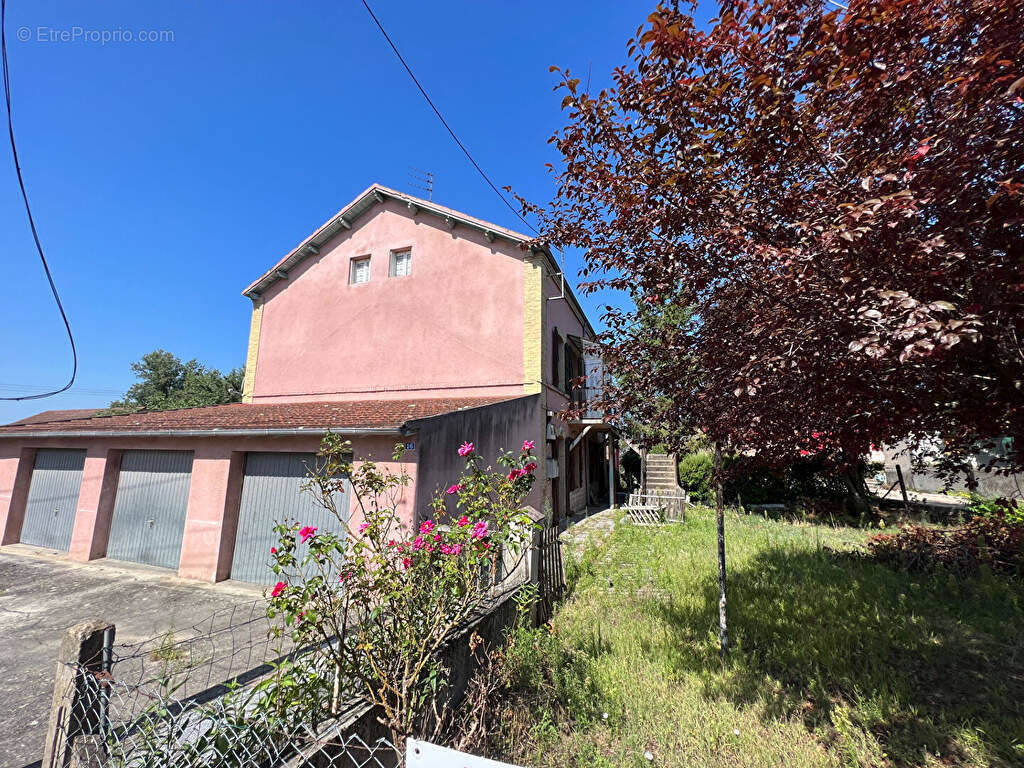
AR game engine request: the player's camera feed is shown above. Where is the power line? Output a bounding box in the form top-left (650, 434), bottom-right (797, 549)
top-left (0, 0), bottom-right (78, 401)
top-left (359, 0), bottom-right (539, 236)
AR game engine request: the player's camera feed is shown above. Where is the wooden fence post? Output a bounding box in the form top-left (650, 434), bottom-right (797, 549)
top-left (895, 464), bottom-right (911, 509)
top-left (43, 620), bottom-right (115, 768)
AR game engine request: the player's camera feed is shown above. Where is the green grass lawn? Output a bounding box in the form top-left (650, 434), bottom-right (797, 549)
top-left (498, 510), bottom-right (1024, 767)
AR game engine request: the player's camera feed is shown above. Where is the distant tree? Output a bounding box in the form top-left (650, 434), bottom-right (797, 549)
top-left (529, 0), bottom-right (1023, 654)
top-left (109, 350), bottom-right (244, 412)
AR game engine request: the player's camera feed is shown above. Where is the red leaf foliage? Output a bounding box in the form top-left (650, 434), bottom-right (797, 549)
top-left (527, 0), bottom-right (1023, 473)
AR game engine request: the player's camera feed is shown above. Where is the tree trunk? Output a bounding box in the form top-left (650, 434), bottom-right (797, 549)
top-left (842, 467), bottom-right (871, 517)
top-left (714, 443), bottom-right (728, 659)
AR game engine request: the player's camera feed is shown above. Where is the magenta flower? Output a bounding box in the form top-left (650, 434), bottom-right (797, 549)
top-left (508, 468), bottom-right (526, 481)
top-left (524, 461), bottom-right (538, 473)
top-left (358, 522), bottom-right (369, 534)
top-left (270, 581), bottom-right (286, 598)
top-left (472, 520), bottom-right (488, 540)
top-left (452, 542), bottom-right (463, 556)
top-left (270, 547), bottom-right (277, 555)
top-left (458, 515), bottom-right (469, 527)
top-left (458, 441), bottom-right (474, 457)
top-left (522, 439), bottom-right (535, 451)
top-left (402, 557), bottom-right (412, 570)
top-left (413, 535), bottom-right (425, 550)
top-left (420, 520), bottom-right (434, 534)
top-left (433, 533), bottom-right (441, 542)
top-left (299, 525), bottom-right (318, 543)
top-left (446, 484), bottom-right (460, 495)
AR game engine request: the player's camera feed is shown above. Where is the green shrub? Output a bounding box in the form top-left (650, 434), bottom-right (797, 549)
top-left (677, 451), bottom-right (714, 504)
top-left (675, 451), bottom-right (852, 506)
top-left (967, 494), bottom-right (1024, 524)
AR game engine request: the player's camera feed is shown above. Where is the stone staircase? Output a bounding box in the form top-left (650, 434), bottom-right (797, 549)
top-left (645, 453), bottom-right (680, 493)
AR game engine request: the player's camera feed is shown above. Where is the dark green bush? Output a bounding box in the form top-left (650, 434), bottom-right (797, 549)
top-left (677, 451), bottom-right (714, 504)
top-left (675, 451), bottom-right (852, 506)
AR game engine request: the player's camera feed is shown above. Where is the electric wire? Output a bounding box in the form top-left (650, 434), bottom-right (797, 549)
top-left (0, 0), bottom-right (78, 401)
top-left (359, 0), bottom-right (539, 236)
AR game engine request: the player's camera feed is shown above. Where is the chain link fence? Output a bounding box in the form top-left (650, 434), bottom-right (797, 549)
top-left (50, 662), bottom-right (402, 768)
top-left (40, 517), bottom-right (561, 768)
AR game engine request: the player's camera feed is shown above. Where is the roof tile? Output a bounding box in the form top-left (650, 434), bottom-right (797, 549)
top-left (0, 396), bottom-right (515, 435)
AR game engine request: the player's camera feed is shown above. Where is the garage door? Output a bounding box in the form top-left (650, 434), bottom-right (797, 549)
top-left (107, 450), bottom-right (193, 569)
top-left (21, 449), bottom-right (86, 551)
top-left (231, 452), bottom-right (351, 585)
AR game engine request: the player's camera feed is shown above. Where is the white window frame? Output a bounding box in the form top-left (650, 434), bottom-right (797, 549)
top-left (389, 248), bottom-right (412, 278)
top-left (350, 256), bottom-right (371, 285)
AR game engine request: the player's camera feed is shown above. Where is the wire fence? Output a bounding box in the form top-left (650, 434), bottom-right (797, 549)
top-left (51, 663), bottom-right (403, 768)
top-left (41, 525), bottom-right (565, 768)
top-left (109, 598), bottom-right (295, 696)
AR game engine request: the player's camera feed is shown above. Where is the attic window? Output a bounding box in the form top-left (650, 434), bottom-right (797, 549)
top-left (389, 249), bottom-right (412, 277)
top-left (350, 256), bottom-right (371, 285)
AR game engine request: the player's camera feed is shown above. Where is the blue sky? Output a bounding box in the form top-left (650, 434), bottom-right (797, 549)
top-left (0, 0), bottom-right (710, 423)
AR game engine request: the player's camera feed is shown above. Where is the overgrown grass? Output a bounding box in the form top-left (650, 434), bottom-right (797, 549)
top-left (496, 510), bottom-right (1024, 767)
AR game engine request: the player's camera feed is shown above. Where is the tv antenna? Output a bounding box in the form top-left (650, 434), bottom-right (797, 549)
top-left (409, 167), bottom-right (434, 200)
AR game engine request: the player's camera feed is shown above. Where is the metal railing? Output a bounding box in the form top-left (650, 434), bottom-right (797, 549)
top-left (568, 386), bottom-right (613, 420)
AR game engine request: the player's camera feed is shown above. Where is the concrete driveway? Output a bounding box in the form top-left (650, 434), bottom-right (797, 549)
top-left (0, 546), bottom-right (265, 768)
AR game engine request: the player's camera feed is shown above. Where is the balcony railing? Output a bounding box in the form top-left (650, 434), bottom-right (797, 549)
top-left (568, 386), bottom-right (613, 420)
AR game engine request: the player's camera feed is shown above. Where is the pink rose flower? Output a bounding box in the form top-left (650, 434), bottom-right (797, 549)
top-left (299, 525), bottom-right (318, 543)
top-left (413, 535), bottom-right (425, 550)
top-left (446, 484), bottom-right (460, 495)
top-left (270, 547), bottom-right (277, 554)
top-left (358, 522), bottom-right (369, 534)
top-left (457, 515), bottom-right (469, 526)
top-left (458, 441), bottom-right (474, 457)
top-left (433, 533), bottom-right (441, 542)
top-left (524, 462), bottom-right (538, 473)
top-left (522, 439), bottom-right (535, 451)
top-left (270, 581), bottom-right (286, 598)
top-left (472, 520), bottom-right (488, 540)
top-left (452, 542), bottom-right (462, 556)
top-left (420, 520), bottom-right (434, 534)
top-left (402, 557), bottom-right (413, 570)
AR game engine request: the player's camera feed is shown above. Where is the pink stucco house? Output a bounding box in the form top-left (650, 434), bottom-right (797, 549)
top-left (0, 184), bottom-right (615, 584)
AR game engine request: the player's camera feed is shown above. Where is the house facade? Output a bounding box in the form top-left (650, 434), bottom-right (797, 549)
top-left (0, 184), bottom-right (615, 585)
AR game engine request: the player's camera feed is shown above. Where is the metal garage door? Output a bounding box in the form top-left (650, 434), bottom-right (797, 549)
top-left (107, 450), bottom-right (193, 569)
top-left (231, 452), bottom-right (351, 585)
top-left (21, 449), bottom-right (86, 551)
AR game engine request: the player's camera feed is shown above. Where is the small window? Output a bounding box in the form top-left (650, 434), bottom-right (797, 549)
top-left (389, 249), bottom-right (412, 277)
top-left (551, 328), bottom-right (561, 387)
top-left (350, 256), bottom-right (371, 285)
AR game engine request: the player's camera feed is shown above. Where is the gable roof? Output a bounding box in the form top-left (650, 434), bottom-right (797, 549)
top-left (242, 183), bottom-right (596, 337)
top-left (0, 396), bottom-right (519, 438)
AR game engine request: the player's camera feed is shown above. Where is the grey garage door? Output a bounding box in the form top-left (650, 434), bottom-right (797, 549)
top-left (231, 452), bottom-right (351, 585)
top-left (21, 449), bottom-right (86, 551)
top-left (107, 450), bottom-right (193, 570)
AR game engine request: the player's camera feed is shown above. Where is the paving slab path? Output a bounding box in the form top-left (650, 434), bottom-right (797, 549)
top-left (0, 547), bottom-right (262, 768)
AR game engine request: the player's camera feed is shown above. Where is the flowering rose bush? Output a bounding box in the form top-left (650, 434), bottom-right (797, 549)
top-left (263, 432), bottom-right (538, 743)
